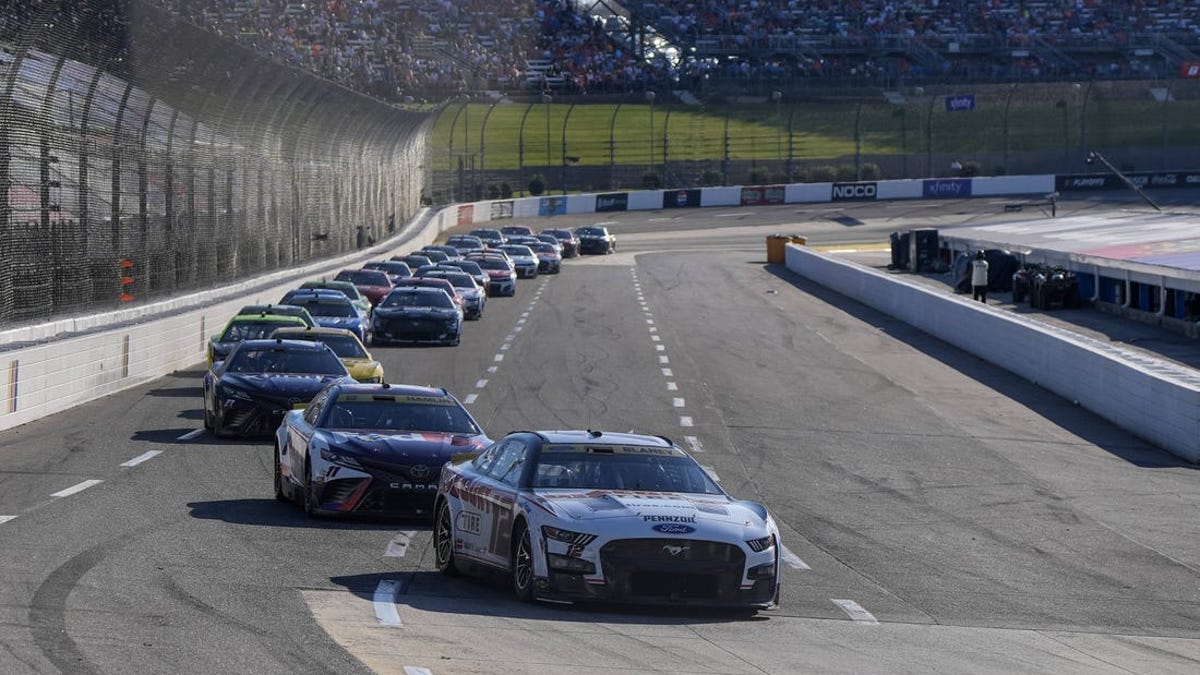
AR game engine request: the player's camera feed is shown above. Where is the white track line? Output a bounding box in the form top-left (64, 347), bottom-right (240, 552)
top-left (120, 451), bottom-right (162, 468)
top-left (403, 667), bottom-right (434, 675)
top-left (684, 436), bottom-right (703, 453)
top-left (832, 599), bottom-right (878, 624)
top-left (646, 319), bottom-right (654, 325)
top-left (385, 531), bottom-right (415, 558)
top-left (656, 345), bottom-right (666, 351)
top-left (513, 326), bottom-right (523, 332)
top-left (680, 416), bottom-right (694, 427)
top-left (463, 394), bottom-right (478, 405)
top-left (486, 366), bottom-right (498, 374)
top-left (50, 480), bottom-right (103, 498)
top-left (780, 545), bottom-right (810, 570)
top-left (659, 356), bottom-right (670, 364)
top-left (517, 318), bottom-right (526, 324)
top-left (666, 382), bottom-right (677, 391)
top-left (177, 429), bottom-right (204, 441)
top-left (373, 580), bottom-right (402, 627)
top-left (494, 354), bottom-right (504, 362)
top-left (672, 398), bottom-right (685, 408)
top-left (500, 343), bottom-right (511, 351)
top-left (661, 368), bottom-right (673, 377)
top-left (475, 379), bottom-right (488, 388)
top-left (648, 327), bottom-right (657, 333)
top-left (651, 335), bottom-right (661, 342)
top-left (0, 516), bottom-right (16, 525)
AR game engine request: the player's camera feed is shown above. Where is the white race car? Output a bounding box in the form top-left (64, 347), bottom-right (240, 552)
top-left (433, 430), bottom-right (781, 609)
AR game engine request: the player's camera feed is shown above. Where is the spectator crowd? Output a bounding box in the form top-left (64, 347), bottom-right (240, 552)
top-left (5, 0), bottom-right (1200, 100)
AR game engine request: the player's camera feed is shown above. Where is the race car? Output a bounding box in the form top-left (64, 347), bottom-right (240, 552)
top-left (575, 225), bottom-right (616, 255)
top-left (333, 268), bottom-right (394, 306)
top-left (497, 244), bottom-right (539, 278)
top-left (466, 253), bottom-right (517, 297)
top-left (202, 338), bottom-right (353, 438)
top-left (370, 286), bottom-right (463, 346)
top-left (207, 312), bottom-right (311, 366)
top-left (279, 289), bottom-right (369, 344)
top-left (433, 430), bottom-right (781, 609)
top-left (530, 241), bottom-right (563, 274)
top-left (269, 326), bottom-right (384, 383)
top-left (274, 382), bottom-right (490, 517)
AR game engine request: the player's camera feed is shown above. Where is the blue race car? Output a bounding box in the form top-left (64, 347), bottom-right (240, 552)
top-left (280, 288), bottom-right (369, 343)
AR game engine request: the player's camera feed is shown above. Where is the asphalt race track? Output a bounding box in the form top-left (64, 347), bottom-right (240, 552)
top-left (2, 196), bottom-right (1200, 674)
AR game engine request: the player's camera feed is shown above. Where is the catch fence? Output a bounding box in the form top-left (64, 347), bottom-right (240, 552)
top-left (0, 0), bottom-right (431, 326)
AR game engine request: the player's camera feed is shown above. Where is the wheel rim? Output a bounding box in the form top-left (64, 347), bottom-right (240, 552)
top-left (514, 530), bottom-right (532, 591)
top-left (435, 504), bottom-right (453, 567)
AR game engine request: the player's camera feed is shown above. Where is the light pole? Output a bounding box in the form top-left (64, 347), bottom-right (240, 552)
top-left (646, 90), bottom-right (656, 176)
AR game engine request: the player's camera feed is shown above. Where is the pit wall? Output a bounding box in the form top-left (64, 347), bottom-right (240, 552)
top-left (784, 244), bottom-right (1200, 463)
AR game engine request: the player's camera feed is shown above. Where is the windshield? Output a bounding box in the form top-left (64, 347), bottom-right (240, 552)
top-left (531, 450), bottom-right (722, 494)
top-left (576, 227), bottom-right (604, 237)
top-left (532, 243), bottom-right (556, 254)
top-left (323, 395), bottom-right (480, 433)
top-left (316, 334), bottom-right (367, 358)
top-left (221, 321), bottom-right (292, 342)
top-left (428, 273), bottom-right (473, 288)
top-left (303, 282), bottom-right (362, 300)
top-left (500, 246), bottom-right (533, 257)
top-left (451, 261), bottom-right (483, 275)
top-left (380, 290), bottom-right (454, 309)
top-left (335, 270), bottom-right (389, 286)
top-left (476, 258), bottom-right (510, 271)
top-left (226, 347), bottom-right (347, 375)
top-left (293, 300), bottom-right (357, 317)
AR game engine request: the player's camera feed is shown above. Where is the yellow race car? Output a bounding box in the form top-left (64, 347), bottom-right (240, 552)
top-left (269, 326), bottom-right (384, 383)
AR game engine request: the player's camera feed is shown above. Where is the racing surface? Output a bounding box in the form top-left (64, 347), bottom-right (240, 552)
top-left (2, 196), bottom-right (1200, 674)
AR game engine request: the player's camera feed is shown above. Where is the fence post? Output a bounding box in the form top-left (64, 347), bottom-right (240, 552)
top-left (561, 102), bottom-right (577, 195)
top-left (608, 103), bottom-right (622, 189)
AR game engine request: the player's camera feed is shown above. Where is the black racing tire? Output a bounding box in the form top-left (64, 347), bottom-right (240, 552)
top-left (303, 459), bottom-right (322, 518)
top-left (511, 520), bottom-right (535, 603)
top-left (433, 499), bottom-right (460, 577)
top-left (213, 406), bottom-right (230, 438)
top-left (273, 445), bottom-right (288, 503)
top-left (203, 394), bottom-right (214, 431)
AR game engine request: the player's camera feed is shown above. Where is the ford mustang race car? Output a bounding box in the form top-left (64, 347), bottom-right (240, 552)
top-left (203, 338), bottom-right (353, 438)
top-left (433, 430), bottom-right (781, 609)
top-left (274, 383), bottom-right (490, 517)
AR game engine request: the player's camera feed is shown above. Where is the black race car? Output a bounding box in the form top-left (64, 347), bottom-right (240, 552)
top-left (575, 225), bottom-right (616, 254)
top-left (370, 286), bottom-right (463, 346)
top-left (203, 339), bottom-right (353, 438)
top-left (273, 382), bottom-right (491, 517)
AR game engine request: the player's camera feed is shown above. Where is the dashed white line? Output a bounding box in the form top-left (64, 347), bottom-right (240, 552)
top-left (680, 416), bottom-right (694, 427)
top-left (373, 580), bottom-right (402, 627)
top-left (513, 326), bottom-right (523, 332)
top-left (50, 480), bottom-right (103, 499)
top-left (517, 318), bottom-right (526, 324)
top-left (403, 667), bottom-right (434, 675)
top-left (646, 319), bottom-right (655, 325)
top-left (475, 379), bottom-right (489, 388)
top-left (780, 545), bottom-right (810, 570)
top-left (661, 368), bottom-right (673, 377)
top-left (177, 429), bottom-right (204, 441)
top-left (684, 436), bottom-right (703, 453)
top-left (120, 451), bottom-right (162, 468)
top-left (494, 354), bottom-right (504, 362)
top-left (666, 382), bottom-right (678, 391)
top-left (505, 334), bottom-right (515, 341)
top-left (385, 531), bottom-right (415, 557)
top-left (520, 312), bottom-right (530, 318)
top-left (648, 327), bottom-right (658, 333)
top-left (651, 335), bottom-right (661, 342)
top-left (832, 599), bottom-right (878, 624)
top-left (658, 356), bottom-right (670, 364)
top-left (500, 343), bottom-right (511, 351)
top-left (464, 394), bottom-right (478, 405)
top-left (0, 516), bottom-right (16, 525)
top-left (672, 397), bottom-right (685, 408)
top-left (656, 345), bottom-right (666, 351)
top-left (486, 366), bottom-right (498, 374)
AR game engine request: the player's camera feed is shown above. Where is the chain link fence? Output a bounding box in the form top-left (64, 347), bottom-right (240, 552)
top-left (1, 1), bottom-right (431, 326)
top-left (431, 80), bottom-right (1200, 199)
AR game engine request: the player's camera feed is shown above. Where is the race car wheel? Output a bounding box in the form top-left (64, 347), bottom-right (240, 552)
top-left (212, 406), bottom-right (229, 439)
top-left (511, 521), bottom-right (534, 603)
top-left (433, 499), bottom-right (460, 577)
top-left (203, 391), bottom-right (214, 431)
top-left (273, 446), bottom-right (287, 503)
top-left (303, 460), bottom-right (322, 518)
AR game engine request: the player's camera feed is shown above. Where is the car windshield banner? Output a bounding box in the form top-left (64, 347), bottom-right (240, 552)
top-left (490, 200), bottom-right (513, 219)
top-left (538, 196), bottom-right (567, 216)
top-left (740, 185), bottom-right (786, 206)
top-left (922, 178), bottom-right (972, 199)
top-left (831, 182), bottom-right (878, 201)
top-left (662, 189), bottom-right (701, 209)
top-left (1057, 172), bottom-right (1200, 191)
top-left (456, 204), bottom-right (474, 225)
top-left (595, 192), bottom-right (629, 212)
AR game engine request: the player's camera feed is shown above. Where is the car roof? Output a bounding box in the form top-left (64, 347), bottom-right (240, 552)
top-left (330, 382), bottom-right (451, 398)
top-left (303, 279), bottom-right (362, 293)
top-left (227, 313), bottom-right (308, 324)
top-left (235, 338), bottom-right (335, 352)
top-left (520, 430), bottom-right (676, 447)
top-left (286, 289), bottom-right (351, 300)
top-left (270, 326), bottom-right (359, 338)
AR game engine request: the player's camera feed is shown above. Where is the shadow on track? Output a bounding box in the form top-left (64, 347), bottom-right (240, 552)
top-left (187, 498), bottom-right (432, 530)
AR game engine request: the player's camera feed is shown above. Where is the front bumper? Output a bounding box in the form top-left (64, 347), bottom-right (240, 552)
top-left (218, 394), bottom-right (303, 437)
top-left (312, 462), bottom-right (439, 516)
top-left (537, 259), bottom-right (561, 274)
top-left (371, 316), bottom-right (460, 345)
top-left (578, 240), bottom-right (612, 254)
top-left (487, 277), bottom-right (516, 296)
top-left (514, 262), bottom-right (539, 278)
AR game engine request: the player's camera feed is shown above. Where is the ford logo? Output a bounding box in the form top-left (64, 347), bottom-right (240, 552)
top-left (653, 523), bottom-right (695, 534)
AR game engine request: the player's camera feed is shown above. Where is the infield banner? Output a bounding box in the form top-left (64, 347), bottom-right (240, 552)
top-left (456, 204), bottom-right (475, 225)
top-left (490, 200), bottom-right (514, 219)
top-left (538, 196), bottom-right (568, 216)
top-left (1057, 172), bottom-right (1200, 191)
top-left (595, 192), bottom-right (629, 212)
top-left (740, 185), bottom-right (786, 206)
top-left (922, 178), bottom-right (973, 199)
top-left (831, 182), bottom-right (878, 201)
top-left (662, 188), bottom-right (702, 209)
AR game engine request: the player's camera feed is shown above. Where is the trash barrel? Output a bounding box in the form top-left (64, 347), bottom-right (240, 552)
top-left (766, 234), bottom-right (789, 264)
top-left (789, 236), bottom-right (807, 246)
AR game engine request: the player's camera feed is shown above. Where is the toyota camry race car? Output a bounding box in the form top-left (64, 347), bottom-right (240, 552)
top-left (274, 383), bottom-right (489, 517)
top-left (433, 430), bottom-right (781, 609)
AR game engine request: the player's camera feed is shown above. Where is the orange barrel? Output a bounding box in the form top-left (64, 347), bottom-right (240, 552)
top-left (766, 234), bottom-right (789, 264)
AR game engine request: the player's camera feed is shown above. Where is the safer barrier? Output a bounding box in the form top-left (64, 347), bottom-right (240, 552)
top-left (783, 243), bottom-right (1200, 463)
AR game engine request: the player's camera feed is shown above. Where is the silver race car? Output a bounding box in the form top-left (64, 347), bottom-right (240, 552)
top-left (433, 430), bottom-right (781, 609)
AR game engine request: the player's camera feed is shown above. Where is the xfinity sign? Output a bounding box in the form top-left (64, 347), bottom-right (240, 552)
top-left (945, 94), bottom-right (975, 112)
top-left (831, 182), bottom-right (878, 201)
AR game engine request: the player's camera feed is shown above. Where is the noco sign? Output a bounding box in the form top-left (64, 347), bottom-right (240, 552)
top-left (830, 182), bottom-right (878, 201)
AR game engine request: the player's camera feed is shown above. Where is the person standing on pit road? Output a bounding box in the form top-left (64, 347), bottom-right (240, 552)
top-left (971, 251), bottom-right (990, 302)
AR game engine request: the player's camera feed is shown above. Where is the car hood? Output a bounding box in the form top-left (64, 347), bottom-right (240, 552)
top-left (321, 431), bottom-right (489, 465)
top-left (484, 269), bottom-right (514, 278)
top-left (530, 490), bottom-right (750, 527)
top-left (315, 316), bottom-right (363, 328)
top-left (221, 372), bottom-right (344, 396)
top-left (373, 306), bottom-right (457, 318)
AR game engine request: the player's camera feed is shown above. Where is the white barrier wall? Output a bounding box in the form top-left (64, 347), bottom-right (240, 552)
top-left (702, 187), bottom-right (742, 207)
top-left (784, 243), bottom-right (1200, 463)
top-left (971, 175), bottom-right (1056, 196)
top-left (0, 207), bottom-right (465, 433)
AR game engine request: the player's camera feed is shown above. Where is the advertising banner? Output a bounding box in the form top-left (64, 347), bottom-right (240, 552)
top-left (594, 192), bottom-right (629, 212)
top-left (922, 178), bottom-right (973, 199)
top-left (662, 189), bottom-right (702, 209)
top-left (456, 204), bottom-right (474, 225)
top-left (1181, 62), bottom-right (1200, 78)
top-left (1056, 172), bottom-right (1200, 191)
top-left (489, 200), bottom-right (513, 220)
top-left (740, 185), bottom-right (786, 206)
top-left (538, 196), bottom-right (568, 216)
top-left (830, 182), bottom-right (878, 201)
top-left (945, 94), bottom-right (975, 112)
